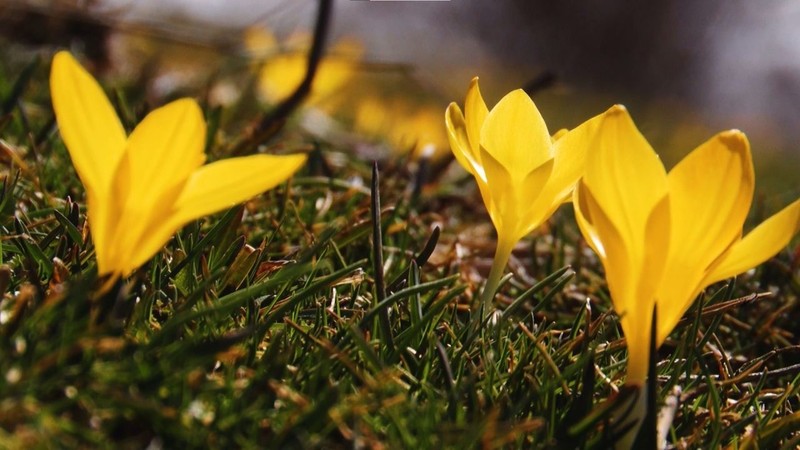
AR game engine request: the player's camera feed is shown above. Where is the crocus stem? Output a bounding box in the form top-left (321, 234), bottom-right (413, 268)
top-left (618, 306), bottom-right (658, 449)
top-left (479, 238), bottom-right (514, 312)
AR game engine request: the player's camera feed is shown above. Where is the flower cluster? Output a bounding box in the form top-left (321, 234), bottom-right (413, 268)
top-left (446, 79), bottom-right (799, 447)
top-left (34, 46), bottom-right (800, 450)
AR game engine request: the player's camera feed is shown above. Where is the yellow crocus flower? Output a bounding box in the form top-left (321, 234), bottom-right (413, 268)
top-left (355, 97), bottom-right (449, 160)
top-left (244, 28), bottom-right (363, 107)
top-left (574, 105), bottom-right (800, 385)
top-left (575, 106), bottom-right (799, 449)
top-left (50, 51), bottom-right (307, 278)
top-left (445, 77), bottom-right (606, 309)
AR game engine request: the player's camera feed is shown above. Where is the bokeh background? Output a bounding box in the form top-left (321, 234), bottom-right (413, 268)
top-left (4, 0), bottom-right (799, 202)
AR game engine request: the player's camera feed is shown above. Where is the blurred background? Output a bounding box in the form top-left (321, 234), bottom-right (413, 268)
top-left (2, 0), bottom-right (798, 202)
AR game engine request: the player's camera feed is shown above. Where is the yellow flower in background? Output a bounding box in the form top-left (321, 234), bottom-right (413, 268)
top-left (51, 51), bottom-right (307, 278)
top-left (446, 77), bottom-right (607, 309)
top-left (246, 27), bottom-right (451, 160)
top-left (354, 97), bottom-right (450, 160)
top-left (244, 28), bottom-right (363, 106)
top-left (574, 105), bottom-right (800, 385)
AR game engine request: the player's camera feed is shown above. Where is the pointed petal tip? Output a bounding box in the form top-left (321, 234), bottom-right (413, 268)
top-left (717, 129), bottom-right (748, 147)
top-left (51, 51), bottom-right (82, 81)
top-left (53, 50), bottom-right (73, 64)
top-left (466, 77), bottom-right (483, 101)
top-left (444, 102), bottom-right (463, 127)
top-left (494, 89), bottom-right (536, 112)
top-left (169, 97), bottom-right (202, 114)
top-left (607, 104), bottom-right (628, 115)
top-left (157, 98), bottom-right (205, 129)
top-left (445, 101), bottom-right (459, 114)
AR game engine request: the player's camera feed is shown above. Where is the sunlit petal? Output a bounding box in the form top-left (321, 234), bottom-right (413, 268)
top-left (578, 179), bottom-right (654, 383)
top-left (173, 154), bottom-right (307, 224)
top-left (479, 145), bottom-right (515, 235)
top-left (117, 153), bottom-right (308, 276)
top-left (50, 51), bottom-right (127, 194)
top-left (583, 105), bottom-right (668, 264)
top-left (576, 105), bottom-right (671, 383)
top-left (109, 99), bottom-right (206, 267)
top-left (655, 130), bottom-right (754, 342)
top-left (575, 182), bottom-right (631, 307)
top-left (258, 53), bottom-right (306, 103)
top-left (480, 141), bottom-right (553, 241)
top-left (704, 198), bottom-right (800, 285)
top-left (666, 130), bottom-right (754, 273)
top-left (50, 51), bottom-right (127, 270)
top-left (120, 219), bottom-right (177, 277)
top-left (573, 181), bottom-right (604, 258)
top-left (86, 191), bottom-right (114, 275)
top-left (518, 158), bottom-right (555, 237)
top-left (125, 98), bottom-right (207, 201)
top-left (464, 77), bottom-right (488, 161)
top-left (551, 128), bottom-right (568, 142)
top-left (254, 32), bottom-right (362, 106)
top-left (540, 108), bottom-right (606, 207)
top-left (639, 195), bottom-right (678, 346)
top-left (479, 89), bottom-right (552, 179)
top-left (445, 103), bottom-right (480, 177)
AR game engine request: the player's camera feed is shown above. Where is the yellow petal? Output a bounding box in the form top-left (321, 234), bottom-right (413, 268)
top-left (464, 77), bottom-right (488, 160)
top-left (310, 59), bottom-right (359, 104)
top-left (573, 181), bottom-right (604, 259)
top-left (121, 217), bottom-right (176, 276)
top-left (445, 102), bottom-right (483, 178)
top-left (111, 99), bottom-right (207, 274)
top-left (666, 130), bottom-right (754, 274)
top-left (480, 140), bottom-right (553, 242)
top-left (642, 196), bottom-right (679, 346)
top-left (576, 179), bottom-right (655, 383)
top-left (582, 105), bottom-right (668, 260)
top-left (654, 130), bottom-right (754, 342)
top-left (479, 145), bottom-right (515, 235)
top-left (479, 89), bottom-right (552, 180)
top-left (704, 198), bottom-right (800, 284)
top-left (576, 105), bottom-right (671, 383)
top-left (50, 51), bottom-right (127, 271)
top-left (123, 98), bottom-right (206, 208)
top-left (120, 153), bottom-right (307, 276)
top-left (517, 158), bottom-right (555, 238)
top-left (551, 128), bottom-right (568, 142)
top-left (314, 39), bottom-right (364, 102)
top-left (258, 53), bottom-right (306, 103)
top-left (536, 107), bottom-right (606, 210)
top-left (446, 94), bottom-right (492, 221)
top-left (86, 190), bottom-right (115, 275)
top-left (173, 153), bottom-right (307, 224)
top-left (50, 51), bottom-right (127, 194)
top-left (103, 153), bottom-right (183, 276)
top-left (256, 34), bottom-right (361, 105)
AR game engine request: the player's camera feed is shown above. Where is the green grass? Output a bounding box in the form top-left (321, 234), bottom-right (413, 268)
top-left (1, 46), bottom-right (799, 449)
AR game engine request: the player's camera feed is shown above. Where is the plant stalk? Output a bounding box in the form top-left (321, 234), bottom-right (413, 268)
top-left (479, 237), bottom-right (514, 312)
